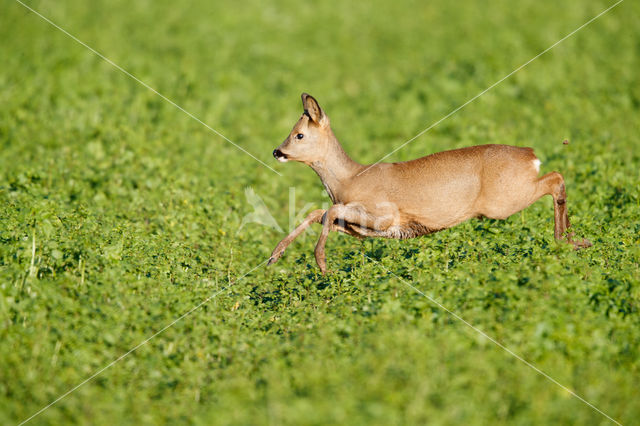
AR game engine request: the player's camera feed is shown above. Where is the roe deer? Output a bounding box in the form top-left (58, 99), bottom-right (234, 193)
top-left (269, 93), bottom-right (591, 274)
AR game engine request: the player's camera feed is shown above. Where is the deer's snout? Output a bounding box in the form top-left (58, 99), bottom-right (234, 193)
top-left (273, 149), bottom-right (288, 162)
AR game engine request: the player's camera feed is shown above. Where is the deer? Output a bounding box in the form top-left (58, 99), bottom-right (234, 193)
top-left (268, 93), bottom-right (591, 274)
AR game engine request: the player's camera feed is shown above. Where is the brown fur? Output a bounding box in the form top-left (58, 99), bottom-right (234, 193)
top-left (269, 94), bottom-right (591, 274)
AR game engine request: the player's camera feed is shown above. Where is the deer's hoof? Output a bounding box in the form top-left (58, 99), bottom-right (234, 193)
top-left (572, 238), bottom-right (593, 250)
top-left (316, 261), bottom-right (327, 275)
top-left (566, 233), bottom-right (592, 250)
top-left (268, 250), bottom-right (284, 265)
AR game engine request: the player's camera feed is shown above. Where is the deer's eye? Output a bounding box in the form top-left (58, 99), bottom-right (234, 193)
top-left (296, 133), bottom-right (304, 140)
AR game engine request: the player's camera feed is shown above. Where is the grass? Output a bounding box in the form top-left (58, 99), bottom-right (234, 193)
top-left (1, 0), bottom-right (639, 424)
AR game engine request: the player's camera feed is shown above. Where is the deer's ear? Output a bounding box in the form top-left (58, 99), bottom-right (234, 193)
top-left (301, 93), bottom-right (328, 126)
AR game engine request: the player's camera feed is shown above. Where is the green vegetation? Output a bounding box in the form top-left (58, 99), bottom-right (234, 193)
top-left (1, 0), bottom-right (639, 424)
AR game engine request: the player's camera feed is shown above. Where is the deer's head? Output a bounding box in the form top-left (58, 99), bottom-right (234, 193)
top-left (273, 93), bottom-right (333, 165)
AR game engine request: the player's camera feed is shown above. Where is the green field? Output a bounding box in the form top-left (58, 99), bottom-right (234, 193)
top-left (1, 0), bottom-right (639, 424)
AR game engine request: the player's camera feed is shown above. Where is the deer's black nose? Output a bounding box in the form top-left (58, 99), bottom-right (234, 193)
top-left (273, 149), bottom-right (285, 159)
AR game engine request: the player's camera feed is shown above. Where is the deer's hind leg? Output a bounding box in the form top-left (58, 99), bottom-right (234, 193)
top-left (534, 172), bottom-right (591, 247)
top-left (535, 172), bottom-right (569, 239)
top-left (268, 209), bottom-right (326, 265)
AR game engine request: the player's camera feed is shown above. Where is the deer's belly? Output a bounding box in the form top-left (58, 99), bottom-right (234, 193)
top-left (347, 221), bottom-right (443, 239)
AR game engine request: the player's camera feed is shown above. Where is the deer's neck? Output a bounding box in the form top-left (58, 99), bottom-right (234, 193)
top-left (309, 136), bottom-right (362, 204)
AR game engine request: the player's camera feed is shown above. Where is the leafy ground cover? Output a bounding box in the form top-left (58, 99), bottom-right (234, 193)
top-left (1, 0), bottom-right (639, 424)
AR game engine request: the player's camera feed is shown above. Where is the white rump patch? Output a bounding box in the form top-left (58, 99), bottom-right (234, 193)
top-left (533, 158), bottom-right (541, 173)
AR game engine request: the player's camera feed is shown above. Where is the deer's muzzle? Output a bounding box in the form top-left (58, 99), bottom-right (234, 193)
top-left (273, 149), bottom-right (288, 162)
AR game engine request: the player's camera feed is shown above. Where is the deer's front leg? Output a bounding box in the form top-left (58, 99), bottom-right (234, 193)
top-left (314, 204), bottom-right (394, 274)
top-left (268, 209), bottom-right (326, 265)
